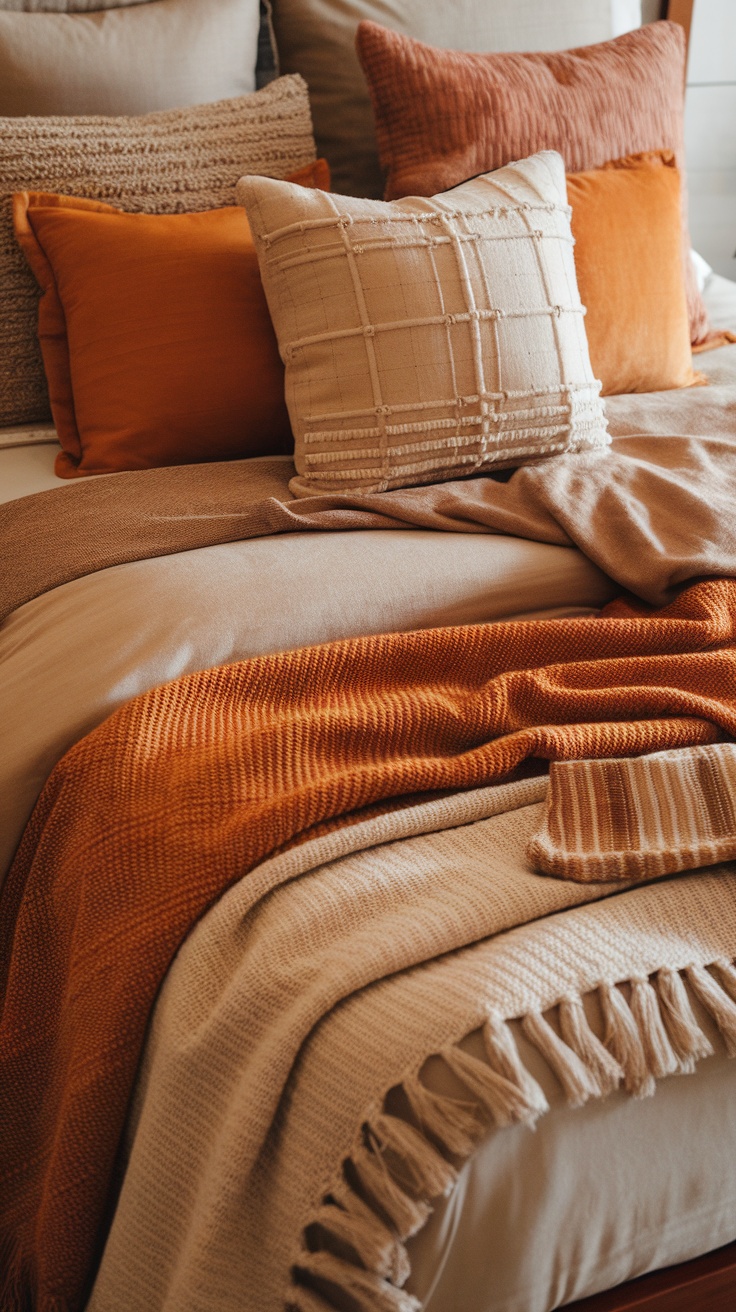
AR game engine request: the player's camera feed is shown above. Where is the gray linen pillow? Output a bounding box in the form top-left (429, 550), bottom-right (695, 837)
top-left (0, 0), bottom-right (262, 117)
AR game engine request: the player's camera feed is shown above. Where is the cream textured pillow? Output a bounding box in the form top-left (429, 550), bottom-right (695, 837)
top-left (0, 0), bottom-right (261, 117)
top-left (238, 151), bottom-right (610, 496)
top-left (0, 75), bottom-right (316, 427)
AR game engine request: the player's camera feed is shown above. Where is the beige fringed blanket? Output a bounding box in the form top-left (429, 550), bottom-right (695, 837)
top-left (88, 776), bottom-right (736, 1312)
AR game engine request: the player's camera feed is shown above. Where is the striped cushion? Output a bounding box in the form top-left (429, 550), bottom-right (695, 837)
top-left (238, 150), bottom-right (609, 496)
top-left (528, 743), bottom-right (736, 883)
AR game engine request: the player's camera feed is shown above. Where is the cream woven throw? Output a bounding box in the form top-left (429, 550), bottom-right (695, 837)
top-left (529, 743), bottom-right (736, 882)
top-left (88, 777), bottom-right (736, 1312)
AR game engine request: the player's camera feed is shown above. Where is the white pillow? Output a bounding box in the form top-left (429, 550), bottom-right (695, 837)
top-left (239, 150), bottom-right (610, 496)
top-left (691, 249), bottom-right (714, 294)
top-left (0, 0), bottom-right (261, 116)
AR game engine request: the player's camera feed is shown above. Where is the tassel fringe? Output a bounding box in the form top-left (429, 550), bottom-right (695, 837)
top-left (402, 1074), bottom-right (482, 1157)
top-left (558, 994), bottom-right (622, 1097)
top-left (521, 1010), bottom-right (600, 1107)
top-left (629, 978), bottom-right (680, 1080)
top-left (287, 961), bottom-right (736, 1312)
top-left (687, 964), bottom-right (736, 1055)
top-left (600, 980), bottom-right (655, 1097)
top-left (656, 968), bottom-right (714, 1072)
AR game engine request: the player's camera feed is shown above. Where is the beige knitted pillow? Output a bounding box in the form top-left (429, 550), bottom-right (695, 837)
top-left (0, 75), bottom-right (315, 428)
top-left (238, 150), bottom-right (610, 496)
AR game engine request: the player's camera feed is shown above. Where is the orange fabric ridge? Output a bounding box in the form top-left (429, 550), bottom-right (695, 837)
top-left (567, 152), bottom-right (701, 396)
top-left (3, 578), bottom-right (736, 1310)
top-left (12, 159), bottom-right (330, 478)
top-left (356, 20), bottom-right (712, 350)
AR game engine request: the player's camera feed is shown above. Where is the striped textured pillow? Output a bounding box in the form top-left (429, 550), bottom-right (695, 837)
top-left (238, 150), bottom-right (609, 496)
top-left (528, 743), bottom-right (736, 883)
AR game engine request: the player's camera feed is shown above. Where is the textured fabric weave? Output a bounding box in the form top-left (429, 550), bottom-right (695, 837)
top-left (356, 20), bottom-right (710, 348)
top-left (87, 788), bottom-right (736, 1312)
top-left (13, 161), bottom-right (329, 477)
top-left (239, 151), bottom-right (609, 495)
top-left (271, 0), bottom-right (636, 199)
top-left (529, 742), bottom-right (736, 882)
top-left (0, 75), bottom-right (316, 427)
top-left (4, 578), bottom-right (736, 1310)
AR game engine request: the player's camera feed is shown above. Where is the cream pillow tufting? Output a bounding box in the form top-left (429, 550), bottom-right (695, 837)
top-left (238, 151), bottom-right (610, 496)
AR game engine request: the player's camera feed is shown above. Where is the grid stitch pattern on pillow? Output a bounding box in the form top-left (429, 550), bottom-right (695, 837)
top-left (0, 74), bottom-right (315, 428)
top-left (238, 151), bottom-right (609, 495)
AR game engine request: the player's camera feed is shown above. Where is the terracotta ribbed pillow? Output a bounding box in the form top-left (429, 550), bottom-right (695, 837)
top-left (568, 152), bottom-right (700, 396)
top-left (13, 161), bottom-right (329, 477)
top-left (0, 75), bottom-right (316, 430)
top-left (238, 150), bottom-right (610, 497)
top-left (356, 19), bottom-right (710, 349)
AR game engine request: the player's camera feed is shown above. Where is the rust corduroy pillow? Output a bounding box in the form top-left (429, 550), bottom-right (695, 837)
top-left (356, 20), bottom-right (712, 349)
top-left (13, 160), bottom-right (329, 478)
top-left (568, 152), bottom-right (701, 396)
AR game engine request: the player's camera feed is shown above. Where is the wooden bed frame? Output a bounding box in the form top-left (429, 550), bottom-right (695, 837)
top-left (567, 7), bottom-right (736, 1308)
top-left (567, 1239), bottom-right (736, 1311)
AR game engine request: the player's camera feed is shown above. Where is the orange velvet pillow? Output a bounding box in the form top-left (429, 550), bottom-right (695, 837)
top-left (356, 20), bottom-right (712, 351)
top-left (13, 159), bottom-right (330, 478)
top-left (568, 152), bottom-right (700, 396)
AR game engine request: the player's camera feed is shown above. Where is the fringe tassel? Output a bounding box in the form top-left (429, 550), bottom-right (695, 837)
top-left (370, 1113), bottom-right (457, 1200)
top-left (714, 959), bottom-right (736, 1004)
top-left (629, 977), bottom-right (680, 1080)
top-left (656, 969), bottom-right (714, 1073)
top-left (313, 1189), bottom-right (410, 1286)
top-left (441, 1043), bottom-right (540, 1128)
top-left (351, 1141), bottom-right (430, 1239)
top-left (558, 994), bottom-right (623, 1097)
top-left (599, 982), bottom-right (655, 1098)
top-left (293, 1250), bottom-right (421, 1312)
top-left (402, 1074), bottom-right (482, 1157)
top-left (687, 964), bottom-right (736, 1056)
top-left (482, 1014), bottom-right (549, 1123)
top-left (289, 965), bottom-right (736, 1312)
top-left (521, 1010), bottom-right (600, 1108)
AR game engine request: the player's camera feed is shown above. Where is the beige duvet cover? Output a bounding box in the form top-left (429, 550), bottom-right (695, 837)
top-left (2, 277), bottom-right (736, 1312)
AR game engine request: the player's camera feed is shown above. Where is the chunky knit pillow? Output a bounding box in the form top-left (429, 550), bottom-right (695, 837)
top-left (238, 150), bottom-right (610, 496)
top-left (0, 75), bottom-right (316, 428)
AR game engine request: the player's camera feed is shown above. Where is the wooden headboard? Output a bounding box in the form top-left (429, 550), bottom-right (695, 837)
top-left (666, 0), bottom-right (694, 51)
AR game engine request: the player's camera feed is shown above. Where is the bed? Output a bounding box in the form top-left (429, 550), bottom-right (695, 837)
top-left (2, 3), bottom-right (736, 1312)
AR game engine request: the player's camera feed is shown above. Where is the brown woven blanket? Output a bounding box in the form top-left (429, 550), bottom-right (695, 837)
top-left (3, 577), bottom-right (736, 1311)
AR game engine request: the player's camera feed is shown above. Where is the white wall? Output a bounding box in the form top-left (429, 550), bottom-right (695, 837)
top-left (684, 0), bottom-right (736, 278)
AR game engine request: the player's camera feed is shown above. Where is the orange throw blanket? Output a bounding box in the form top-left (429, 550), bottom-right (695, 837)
top-left (3, 578), bottom-right (736, 1312)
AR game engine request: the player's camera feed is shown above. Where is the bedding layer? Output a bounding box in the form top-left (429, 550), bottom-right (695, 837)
top-left (86, 774), bottom-right (736, 1312)
top-left (5, 334), bottom-right (736, 628)
top-left (0, 529), bottom-right (611, 878)
top-left (4, 579), bottom-right (736, 1312)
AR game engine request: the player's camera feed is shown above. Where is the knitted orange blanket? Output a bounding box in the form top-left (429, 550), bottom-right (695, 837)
top-left (2, 577), bottom-right (736, 1312)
